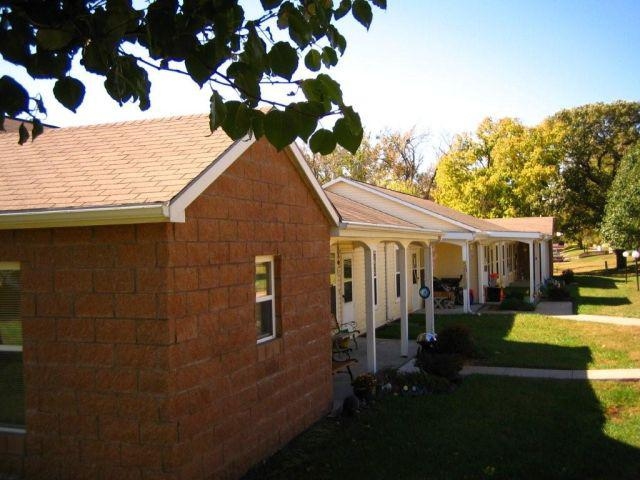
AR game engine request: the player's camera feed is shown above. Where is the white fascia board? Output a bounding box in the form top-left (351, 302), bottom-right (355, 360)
top-left (482, 231), bottom-right (543, 240)
top-left (441, 232), bottom-right (474, 241)
top-left (288, 142), bottom-right (340, 226)
top-left (0, 204), bottom-right (170, 230)
top-left (327, 177), bottom-right (481, 233)
top-left (169, 134), bottom-right (255, 219)
top-left (333, 221), bottom-right (440, 241)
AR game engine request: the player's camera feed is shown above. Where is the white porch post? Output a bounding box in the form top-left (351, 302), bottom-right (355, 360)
top-left (363, 243), bottom-right (377, 372)
top-left (540, 240), bottom-right (550, 280)
top-left (528, 240), bottom-right (535, 303)
top-left (462, 242), bottom-right (471, 313)
top-left (423, 244), bottom-right (435, 333)
top-left (398, 243), bottom-right (409, 357)
top-left (477, 243), bottom-right (485, 304)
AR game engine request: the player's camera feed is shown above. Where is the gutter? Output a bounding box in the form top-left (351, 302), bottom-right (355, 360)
top-left (0, 203), bottom-right (177, 230)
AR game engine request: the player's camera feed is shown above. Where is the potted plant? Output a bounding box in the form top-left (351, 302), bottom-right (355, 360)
top-left (351, 373), bottom-right (377, 401)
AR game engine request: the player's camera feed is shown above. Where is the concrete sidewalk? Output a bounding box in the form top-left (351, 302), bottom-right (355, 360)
top-left (461, 365), bottom-right (640, 380)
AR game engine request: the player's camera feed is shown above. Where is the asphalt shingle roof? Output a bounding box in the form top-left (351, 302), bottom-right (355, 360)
top-left (0, 114), bottom-right (235, 213)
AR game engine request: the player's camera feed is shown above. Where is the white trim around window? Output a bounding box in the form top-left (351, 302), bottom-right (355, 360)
top-left (255, 256), bottom-right (276, 344)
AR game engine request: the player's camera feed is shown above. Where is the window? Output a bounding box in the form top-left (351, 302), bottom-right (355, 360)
top-left (412, 253), bottom-right (418, 284)
top-left (373, 252), bottom-right (378, 306)
top-left (0, 262), bottom-right (23, 428)
top-left (395, 248), bottom-right (402, 299)
top-left (330, 253), bottom-right (337, 316)
top-left (255, 256), bottom-right (276, 343)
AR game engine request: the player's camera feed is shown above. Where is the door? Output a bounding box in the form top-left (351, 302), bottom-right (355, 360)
top-left (341, 254), bottom-right (354, 325)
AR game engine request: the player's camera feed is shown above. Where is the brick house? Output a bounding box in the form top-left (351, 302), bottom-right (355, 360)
top-left (0, 116), bottom-right (339, 479)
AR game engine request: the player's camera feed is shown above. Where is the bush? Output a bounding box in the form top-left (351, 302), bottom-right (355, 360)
top-left (503, 286), bottom-right (528, 300)
top-left (415, 352), bottom-right (463, 382)
top-left (434, 324), bottom-right (477, 358)
top-left (499, 297), bottom-right (535, 311)
top-left (561, 269), bottom-right (575, 284)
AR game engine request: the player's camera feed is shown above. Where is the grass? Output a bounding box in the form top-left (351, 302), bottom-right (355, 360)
top-left (376, 313), bottom-right (640, 369)
top-left (245, 377), bottom-right (640, 480)
top-left (573, 274), bottom-right (640, 318)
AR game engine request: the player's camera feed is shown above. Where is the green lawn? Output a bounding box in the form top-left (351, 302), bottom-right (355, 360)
top-left (245, 377), bottom-right (640, 480)
top-left (376, 313), bottom-right (640, 369)
top-left (573, 274), bottom-right (640, 318)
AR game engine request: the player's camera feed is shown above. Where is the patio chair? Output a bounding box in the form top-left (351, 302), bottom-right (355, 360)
top-left (332, 315), bottom-right (360, 349)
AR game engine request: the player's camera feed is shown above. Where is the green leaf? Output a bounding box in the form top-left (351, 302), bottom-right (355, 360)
top-left (240, 27), bottom-right (267, 72)
top-left (304, 49), bottom-right (322, 71)
top-left (31, 119), bottom-right (44, 142)
top-left (18, 123), bottom-right (29, 145)
top-left (334, 0), bottom-right (352, 20)
top-left (185, 52), bottom-right (213, 87)
top-left (317, 73), bottom-right (343, 103)
top-left (352, 0), bottom-right (373, 29)
top-left (285, 102), bottom-right (323, 141)
top-left (264, 109), bottom-right (297, 150)
top-left (227, 62), bottom-right (261, 106)
top-left (371, 0), bottom-right (387, 8)
top-left (261, 0), bottom-right (283, 10)
top-left (249, 109), bottom-right (265, 140)
top-left (0, 75), bottom-right (29, 116)
top-left (321, 47), bottom-right (338, 68)
top-left (36, 29), bottom-right (73, 51)
top-left (0, 114), bottom-right (4, 132)
top-left (334, 117), bottom-right (363, 154)
top-left (221, 101), bottom-right (251, 140)
top-left (53, 76), bottom-right (86, 113)
top-left (209, 91), bottom-right (227, 132)
top-left (309, 128), bottom-right (337, 154)
top-left (267, 41), bottom-right (299, 80)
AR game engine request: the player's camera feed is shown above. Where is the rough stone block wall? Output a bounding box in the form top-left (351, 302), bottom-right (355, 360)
top-left (0, 138), bottom-right (332, 479)
top-left (0, 223), bottom-right (175, 479)
top-left (164, 139), bottom-right (332, 479)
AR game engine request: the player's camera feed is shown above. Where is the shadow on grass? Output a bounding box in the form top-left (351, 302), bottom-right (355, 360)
top-left (577, 296), bottom-right (632, 307)
top-left (576, 274), bottom-right (622, 289)
top-left (245, 313), bottom-right (640, 479)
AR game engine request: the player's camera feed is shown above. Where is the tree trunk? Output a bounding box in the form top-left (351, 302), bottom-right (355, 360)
top-left (614, 249), bottom-right (627, 270)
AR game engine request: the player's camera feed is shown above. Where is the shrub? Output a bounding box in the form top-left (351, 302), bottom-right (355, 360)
top-left (415, 352), bottom-right (463, 382)
top-left (499, 297), bottom-right (535, 311)
top-left (435, 324), bottom-right (477, 358)
top-left (561, 269), bottom-right (575, 284)
top-left (503, 286), bottom-right (527, 300)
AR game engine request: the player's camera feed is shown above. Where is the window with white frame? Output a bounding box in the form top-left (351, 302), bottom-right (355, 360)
top-left (255, 256), bottom-right (276, 343)
top-left (0, 262), bottom-right (23, 428)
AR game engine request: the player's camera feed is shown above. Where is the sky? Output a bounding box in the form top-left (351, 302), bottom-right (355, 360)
top-left (3, 0), bottom-right (640, 164)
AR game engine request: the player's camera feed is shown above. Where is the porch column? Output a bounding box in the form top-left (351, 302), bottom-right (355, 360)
top-left (528, 240), bottom-right (535, 303)
top-left (398, 243), bottom-right (409, 357)
top-left (540, 240), bottom-right (550, 280)
top-left (462, 242), bottom-right (471, 313)
top-left (423, 244), bottom-right (435, 334)
top-left (363, 243), bottom-right (377, 372)
top-left (477, 244), bottom-right (485, 304)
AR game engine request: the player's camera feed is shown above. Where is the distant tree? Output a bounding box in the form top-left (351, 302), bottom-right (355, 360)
top-left (601, 143), bottom-right (640, 254)
top-left (433, 117), bottom-right (560, 218)
top-left (0, 0), bottom-right (386, 151)
top-left (543, 101), bottom-right (640, 245)
top-left (307, 127), bottom-right (434, 197)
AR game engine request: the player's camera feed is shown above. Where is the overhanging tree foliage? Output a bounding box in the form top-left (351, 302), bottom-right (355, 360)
top-left (601, 143), bottom-right (640, 250)
top-left (0, 0), bottom-right (386, 151)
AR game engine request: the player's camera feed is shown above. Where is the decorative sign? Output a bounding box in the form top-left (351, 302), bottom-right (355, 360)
top-left (419, 286), bottom-right (431, 299)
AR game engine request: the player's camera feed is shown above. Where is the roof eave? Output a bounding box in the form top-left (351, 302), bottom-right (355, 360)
top-left (0, 204), bottom-right (172, 230)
